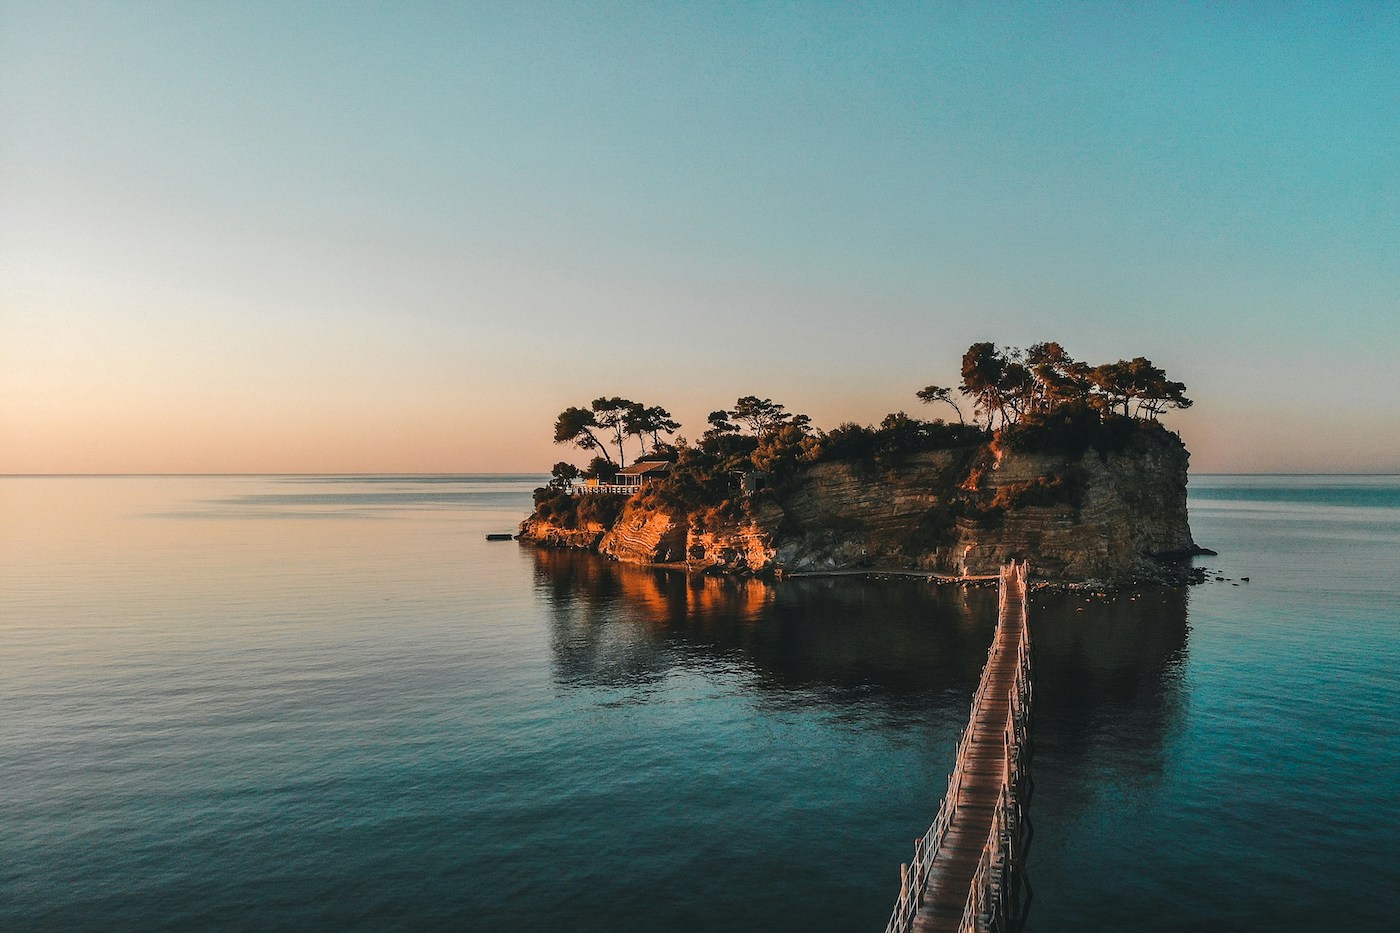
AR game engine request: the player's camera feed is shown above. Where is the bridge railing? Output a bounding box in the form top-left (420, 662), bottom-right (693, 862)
top-left (959, 564), bottom-right (1033, 933)
top-left (958, 692), bottom-right (1031, 932)
top-left (883, 561), bottom-right (1033, 933)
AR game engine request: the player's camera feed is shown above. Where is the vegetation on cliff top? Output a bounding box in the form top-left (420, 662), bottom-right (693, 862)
top-left (532, 341), bottom-right (1190, 533)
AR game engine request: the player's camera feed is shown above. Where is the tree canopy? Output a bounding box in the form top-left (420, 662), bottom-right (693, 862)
top-left (725, 396), bottom-right (810, 439)
top-left (553, 406), bottom-right (612, 462)
top-left (626, 404), bottom-right (680, 450)
top-left (947, 342), bottom-right (1190, 430)
top-left (915, 384), bottom-right (965, 424)
top-left (553, 397), bottom-right (679, 468)
top-left (544, 341), bottom-right (1188, 500)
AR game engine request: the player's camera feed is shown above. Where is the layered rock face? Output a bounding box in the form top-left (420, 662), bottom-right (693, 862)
top-left (947, 437), bottom-right (1194, 581)
top-left (520, 428), bottom-right (1195, 585)
top-left (598, 508), bottom-right (687, 564)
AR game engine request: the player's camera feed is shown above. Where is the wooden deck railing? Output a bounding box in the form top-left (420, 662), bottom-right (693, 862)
top-left (571, 483), bottom-right (643, 495)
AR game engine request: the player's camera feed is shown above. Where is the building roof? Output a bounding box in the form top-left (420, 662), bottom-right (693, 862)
top-left (615, 459), bottom-right (673, 476)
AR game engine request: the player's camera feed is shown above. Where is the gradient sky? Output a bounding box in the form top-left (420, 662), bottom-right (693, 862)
top-left (3, 1), bottom-right (1397, 473)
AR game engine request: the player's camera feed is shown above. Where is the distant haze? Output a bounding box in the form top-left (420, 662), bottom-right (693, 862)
top-left (3, 2), bottom-right (1397, 474)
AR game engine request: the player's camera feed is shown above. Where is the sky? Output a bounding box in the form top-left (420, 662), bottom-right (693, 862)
top-left (2, 1), bottom-right (1397, 474)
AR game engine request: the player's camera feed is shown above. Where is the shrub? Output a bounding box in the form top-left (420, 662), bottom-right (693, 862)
top-left (813, 416), bottom-right (988, 468)
top-left (529, 486), bottom-right (625, 529)
top-left (1001, 402), bottom-right (1173, 460)
top-left (576, 493), bottom-right (627, 527)
top-left (988, 470), bottom-right (1086, 511)
top-left (584, 456), bottom-right (619, 482)
top-left (818, 422), bottom-right (880, 465)
top-left (531, 487), bottom-right (575, 522)
top-left (1001, 401), bottom-right (1102, 457)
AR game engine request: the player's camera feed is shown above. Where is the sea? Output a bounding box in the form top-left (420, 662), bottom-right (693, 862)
top-left (2, 474), bottom-right (1397, 931)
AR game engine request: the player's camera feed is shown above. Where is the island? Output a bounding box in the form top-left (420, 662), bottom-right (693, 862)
top-left (520, 342), bottom-right (1201, 585)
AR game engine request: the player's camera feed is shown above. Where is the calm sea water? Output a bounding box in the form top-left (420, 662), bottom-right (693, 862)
top-left (2, 474), bottom-right (1397, 931)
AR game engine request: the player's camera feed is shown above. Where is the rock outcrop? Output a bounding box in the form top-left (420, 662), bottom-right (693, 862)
top-left (599, 508), bottom-right (687, 564)
top-left (516, 517), bottom-right (609, 551)
top-left (521, 426), bottom-right (1196, 586)
top-left (944, 435), bottom-right (1194, 581)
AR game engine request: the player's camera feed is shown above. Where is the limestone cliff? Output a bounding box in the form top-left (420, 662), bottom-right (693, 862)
top-left (521, 425), bottom-right (1196, 585)
top-left (598, 508), bottom-right (688, 564)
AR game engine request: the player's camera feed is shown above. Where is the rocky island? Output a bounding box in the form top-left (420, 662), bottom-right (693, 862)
top-left (520, 342), bottom-right (1201, 586)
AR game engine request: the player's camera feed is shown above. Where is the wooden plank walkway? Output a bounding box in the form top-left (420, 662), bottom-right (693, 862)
top-left (884, 562), bottom-right (1032, 933)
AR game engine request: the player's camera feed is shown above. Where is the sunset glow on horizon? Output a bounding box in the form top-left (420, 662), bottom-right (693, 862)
top-left (4, 2), bottom-right (1398, 474)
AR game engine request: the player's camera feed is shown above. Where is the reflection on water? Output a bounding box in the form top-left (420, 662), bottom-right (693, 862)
top-left (12, 475), bottom-right (1389, 930)
top-left (1032, 589), bottom-right (1190, 776)
top-left (529, 546), bottom-right (1200, 931)
top-left (532, 549), bottom-right (1023, 715)
top-left (534, 547), bottom-right (1190, 733)
top-left (532, 545), bottom-right (1194, 814)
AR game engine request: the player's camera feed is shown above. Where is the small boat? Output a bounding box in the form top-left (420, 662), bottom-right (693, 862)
top-left (485, 533), bottom-right (515, 541)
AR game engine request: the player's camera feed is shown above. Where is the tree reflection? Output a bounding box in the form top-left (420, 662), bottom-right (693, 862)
top-left (532, 548), bottom-right (1190, 765)
top-left (534, 549), bottom-right (997, 720)
top-left (1029, 588), bottom-right (1190, 778)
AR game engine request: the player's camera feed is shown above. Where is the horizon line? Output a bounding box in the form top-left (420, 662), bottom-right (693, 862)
top-left (4, 471), bottom-right (1399, 479)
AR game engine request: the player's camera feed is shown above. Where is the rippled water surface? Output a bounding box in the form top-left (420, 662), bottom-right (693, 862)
top-left (2, 475), bottom-right (1397, 930)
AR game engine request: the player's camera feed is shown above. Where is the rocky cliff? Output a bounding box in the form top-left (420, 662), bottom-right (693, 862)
top-left (521, 426), bottom-right (1196, 585)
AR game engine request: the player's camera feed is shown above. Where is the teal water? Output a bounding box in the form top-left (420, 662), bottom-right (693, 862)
top-left (1, 475), bottom-right (1396, 930)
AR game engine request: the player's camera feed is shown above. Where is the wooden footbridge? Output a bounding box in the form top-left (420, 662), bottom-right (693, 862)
top-left (884, 562), bottom-right (1033, 933)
